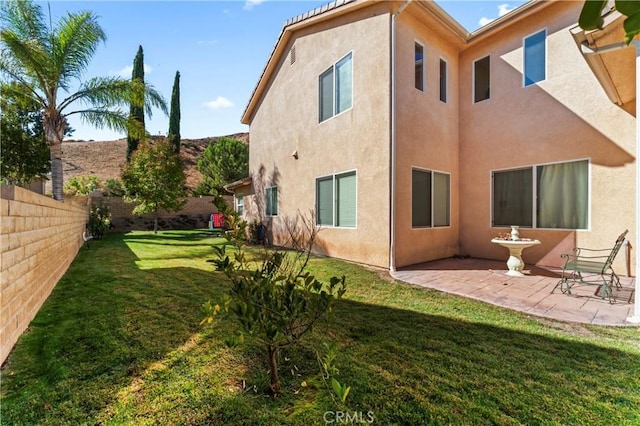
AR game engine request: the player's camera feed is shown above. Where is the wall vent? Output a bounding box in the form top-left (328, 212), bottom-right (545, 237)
top-left (290, 45), bottom-right (296, 65)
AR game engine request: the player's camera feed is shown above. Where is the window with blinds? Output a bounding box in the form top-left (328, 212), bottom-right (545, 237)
top-left (316, 171), bottom-right (357, 228)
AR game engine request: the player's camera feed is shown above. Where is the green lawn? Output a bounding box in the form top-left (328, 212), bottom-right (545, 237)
top-left (2, 231), bottom-right (639, 425)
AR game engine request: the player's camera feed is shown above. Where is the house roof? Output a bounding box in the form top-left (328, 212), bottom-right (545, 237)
top-left (240, 0), bottom-right (553, 125)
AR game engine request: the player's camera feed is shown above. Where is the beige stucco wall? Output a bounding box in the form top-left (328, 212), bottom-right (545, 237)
top-left (393, 9), bottom-right (462, 268)
top-left (246, 0), bottom-right (637, 274)
top-left (0, 185), bottom-right (89, 364)
top-left (458, 1), bottom-right (636, 273)
top-left (247, 2), bottom-right (392, 268)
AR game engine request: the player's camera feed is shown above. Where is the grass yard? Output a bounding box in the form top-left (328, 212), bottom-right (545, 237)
top-left (1, 231), bottom-right (639, 425)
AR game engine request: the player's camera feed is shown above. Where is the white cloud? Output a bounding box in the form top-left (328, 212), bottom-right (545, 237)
top-left (243, 0), bottom-right (264, 11)
top-left (204, 96), bottom-right (234, 109)
top-left (197, 39), bottom-right (219, 46)
top-left (114, 64), bottom-right (153, 78)
top-left (478, 3), bottom-right (516, 27)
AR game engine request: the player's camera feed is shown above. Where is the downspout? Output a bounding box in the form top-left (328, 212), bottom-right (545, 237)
top-left (390, 0), bottom-right (411, 272)
top-left (581, 40), bottom-right (640, 323)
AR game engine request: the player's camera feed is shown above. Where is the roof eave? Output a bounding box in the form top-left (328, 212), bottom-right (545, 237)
top-left (241, 0), bottom-right (365, 125)
top-left (570, 9), bottom-right (631, 106)
top-left (224, 176), bottom-right (253, 193)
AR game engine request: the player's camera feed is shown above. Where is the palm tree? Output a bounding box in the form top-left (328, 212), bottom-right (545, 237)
top-left (0, 0), bottom-right (167, 200)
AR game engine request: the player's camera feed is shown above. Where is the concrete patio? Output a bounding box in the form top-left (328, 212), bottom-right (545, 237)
top-left (391, 257), bottom-right (637, 326)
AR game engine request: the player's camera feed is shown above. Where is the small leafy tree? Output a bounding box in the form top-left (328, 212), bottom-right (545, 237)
top-left (121, 139), bottom-right (187, 233)
top-left (579, 1), bottom-right (640, 44)
top-left (167, 71), bottom-right (181, 154)
top-left (202, 208), bottom-right (346, 395)
top-left (127, 45), bottom-right (146, 161)
top-left (64, 176), bottom-right (101, 195)
top-left (0, 85), bottom-right (50, 185)
top-left (196, 137), bottom-right (248, 195)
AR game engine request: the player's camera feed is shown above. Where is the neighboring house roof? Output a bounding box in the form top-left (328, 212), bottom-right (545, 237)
top-left (224, 176), bottom-right (253, 192)
top-left (241, 0), bottom-right (554, 125)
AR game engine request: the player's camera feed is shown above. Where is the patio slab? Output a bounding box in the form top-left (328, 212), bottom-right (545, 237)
top-left (391, 257), bottom-right (638, 326)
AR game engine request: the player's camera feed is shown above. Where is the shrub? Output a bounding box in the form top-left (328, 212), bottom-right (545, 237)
top-left (202, 211), bottom-right (346, 396)
top-left (102, 178), bottom-right (125, 197)
top-left (64, 176), bottom-right (101, 196)
top-left (87, 202), bottom-right (111, 238)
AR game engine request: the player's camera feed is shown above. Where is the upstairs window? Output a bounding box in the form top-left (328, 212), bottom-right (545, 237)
top-left (415, 42), bottom-right (424, 91)
top-left (524, 29), bottom-right (546, 86)
top-left (319, 52), bottom-right (353, 122)
top-left (439, 58), bottom-right (448, 103)
top-left (265, 187), bottom-right (278, 217)
top-left (473, 55), bottom-right (490, 103)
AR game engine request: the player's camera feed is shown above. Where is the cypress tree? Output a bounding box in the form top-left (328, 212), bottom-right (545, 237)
top-left (126, 45), bottom-right (145, 161)
top-left (167, 71), bottom-right (181, 154)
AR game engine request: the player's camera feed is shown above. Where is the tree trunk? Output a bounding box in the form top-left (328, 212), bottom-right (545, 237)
top-left (44, 110), bottom-right (66, 201)
top-left (153, 214), bottom-right (158, 234)
top-left (267, 345), bottom-right (280, 396)
top-left (49, 142), bottom-right (64, 200)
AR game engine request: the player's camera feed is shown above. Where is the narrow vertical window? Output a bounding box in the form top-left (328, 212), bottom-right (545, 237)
top-left (524, 29), bottom-right (546, 86)
top-left (412, 169), bottom-right (432, 227)
top-left (265, 187), bottom-right (278, 217)
top-left (316, 177), bottom-right (334, 225)
top-left (439, 58), bottom-right (447, 103)
top-left (415, 42), bottom-right (424, 91)
top-left (473, 55), bottom-right (490, 103)
top-left (335, 53), bottom-right (353, 114)
top-left (433, 172), bottom-right (450, 226)
top-left (319, 68), bottom-right (334, 122)
top-left (236, 194), bottom-right (244, 216)
top-left (336, 171), bottom-right (356, 227)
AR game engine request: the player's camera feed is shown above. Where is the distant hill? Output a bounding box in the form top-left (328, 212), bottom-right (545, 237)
top-left (61, 133), bottom-right (249, 190)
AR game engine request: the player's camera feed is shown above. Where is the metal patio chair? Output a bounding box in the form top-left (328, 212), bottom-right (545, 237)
top-left (553, 230), bottom-right (628, 303)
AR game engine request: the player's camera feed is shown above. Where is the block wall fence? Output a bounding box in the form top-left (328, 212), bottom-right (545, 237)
top-left (0, 189), bottom-right (227, 364)
top-left (1, 185), bottom-right (89, 364)
top-left (89, 194), bottom-right (227, 232)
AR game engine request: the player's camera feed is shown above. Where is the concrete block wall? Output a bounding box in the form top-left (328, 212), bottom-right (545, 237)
top-left (0, 185), bottom-right (89, 364)
top-left (90, 195), bottom-right (230, 232)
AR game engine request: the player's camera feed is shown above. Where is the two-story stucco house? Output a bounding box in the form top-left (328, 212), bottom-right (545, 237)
top-left (233, 0), bottom-right (636, 275)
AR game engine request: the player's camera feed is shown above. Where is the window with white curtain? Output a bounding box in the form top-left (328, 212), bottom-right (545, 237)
top-left (412, 168), bottom-right (450, 228)
top-left (492, 159), bottom-right (589, 229)
top-left (316, 171), bottom-right (357, 227)
top-left (319, 52), bottom-right (353, 122)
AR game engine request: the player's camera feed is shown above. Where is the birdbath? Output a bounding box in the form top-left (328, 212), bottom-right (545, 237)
top-left (491, 238), bottom-right (541, 277)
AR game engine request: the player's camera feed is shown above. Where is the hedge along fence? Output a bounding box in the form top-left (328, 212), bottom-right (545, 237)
top-left (89, 194), bottom-right (230, 232)
top-left (0, 185), bottom-right (89, 364)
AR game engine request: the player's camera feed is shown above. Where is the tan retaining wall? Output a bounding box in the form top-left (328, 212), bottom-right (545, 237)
top-left (1, 185), bottom-right (89, 364)
top-left (90, 195), bottom-right (230, 232)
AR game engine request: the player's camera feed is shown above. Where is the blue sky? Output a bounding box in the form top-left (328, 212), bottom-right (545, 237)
top-left (53, 0), bottom-right (527, 141)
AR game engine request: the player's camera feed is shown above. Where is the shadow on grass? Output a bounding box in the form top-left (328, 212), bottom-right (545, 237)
top-left (1, 232), bottom-right (638, 425)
